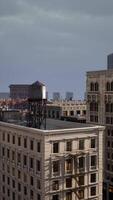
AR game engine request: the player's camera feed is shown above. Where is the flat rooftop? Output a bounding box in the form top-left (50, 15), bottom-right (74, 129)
top-left (45, 119), bottom-right (94, 130)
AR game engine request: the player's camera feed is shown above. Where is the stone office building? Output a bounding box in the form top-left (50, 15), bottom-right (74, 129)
top-left (0, 119), bottom-right (104, 200)
top-left (86, 69), bottom-right (113, 188)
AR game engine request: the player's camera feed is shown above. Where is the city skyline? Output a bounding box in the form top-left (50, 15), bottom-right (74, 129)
top-left (0, 0), bottom-right (113, 98)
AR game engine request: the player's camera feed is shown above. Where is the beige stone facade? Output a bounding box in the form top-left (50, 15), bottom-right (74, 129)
top-left (0, 120), bottom-right (104, 200)
top-left (86, 69), bottom-right (113, 184)
top-left (47, 100), bottom-right (86, 119)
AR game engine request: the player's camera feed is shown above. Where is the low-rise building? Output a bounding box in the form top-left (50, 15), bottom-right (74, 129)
top-left (0, 119), bottom-right (104, 200)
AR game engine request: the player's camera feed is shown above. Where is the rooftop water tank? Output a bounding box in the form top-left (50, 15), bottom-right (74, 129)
top-left (29, 81), bottom-right (46, 100)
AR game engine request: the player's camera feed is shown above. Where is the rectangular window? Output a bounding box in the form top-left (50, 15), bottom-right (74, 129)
top-left (79, 157), bottom-right (85, 169)
top-left (52, 194), bottom-right (59, 200)
top-left (37, 179), bottom-right (41, 189)
top-left (30, 140), bottom-right (34, 150)
top-left (91, 155), bottom-right (97, 169)
top-left (7, 133), bottom-right (10, 143)
top-left (12, 151), bottom-right (15, 161)
top-left (53, 142), bottom-right (59, 153)
top-left (90, 173), bottom-right (96, 183)
top-left (65, 159), bottom-right (72, 173)
top-left (66, 178), bottom-right (72, 188)
top-left (2, 132), bottom-right (5, 141)
top-left (79, 140), bottom-right (84, 150)
top-left (30, 157), bottom-right (34, 169)
top-left (37, 142), bottom-right (41, 152)
top-left (24, 138), bottom-right (27, 148)
top-left (17, 153), bottom-right (21, 164)
top-left (66, 192), bottom-right (72, 200)
top-left (23, 155), bottom-right (27, 166)
top-left (78, 190), bottom-right (84, 199)
top-left (66, 141), bottom-right (72, 151)
top-left (53, 161), bottom-right (59, 173)
top-left (12, 135), bottom-right (15, 144)
top-left (52, 180), bottom-right (59, 190)
top-left (91, 139), bottom-right (96, 148)
top-left (78, 176), bottom-right (84, 186)
top-left (36, 160), bottom-right (40, 172)
top-left (90, 186), bottom-right (96, 196)
top-left (18, 136), bottom-right (21, 146)
top-left (30, 176), bottom-right (34, 186)
top-left (37, 194), bottom-right (41, 200)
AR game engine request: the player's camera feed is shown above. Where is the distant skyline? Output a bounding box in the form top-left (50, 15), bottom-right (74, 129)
top-left (0, 0), bottom-right (113, 99)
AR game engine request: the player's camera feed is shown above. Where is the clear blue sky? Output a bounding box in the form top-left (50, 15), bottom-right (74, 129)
top-left (0, 0), bottom-right (113, 99)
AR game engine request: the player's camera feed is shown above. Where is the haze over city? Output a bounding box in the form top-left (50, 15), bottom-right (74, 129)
top-left (0, 0), bottom-right (113, 98)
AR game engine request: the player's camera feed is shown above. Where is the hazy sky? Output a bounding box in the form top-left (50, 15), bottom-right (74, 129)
top-left (0, 0), bottom-right (113, 99)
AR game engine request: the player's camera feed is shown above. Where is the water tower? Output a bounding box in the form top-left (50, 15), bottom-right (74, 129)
top-left (27, 81), bottom-right (47, 129)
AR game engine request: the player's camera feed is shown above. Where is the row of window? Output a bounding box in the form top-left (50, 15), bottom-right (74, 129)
top-left (1, 132), bottom-right (41, 152)
top-left (52, 185), bottom-right (97, 200)
top-left (2, 155), bottom-right (41, 173)
top-left (52, 138), bottom-right (96, 153)
top-left (106, 117), bottom-right (113, 124)
top-left (1, 187), bottom-right (41, 200)
top-left (90, 115), bottom-right (98, 123)
top-left (105, 103), bottom-right (113, 113)
top-left (52, 173), bottom-right (97, 191)
top-left (52, 155), bottom-right (97, 175)
top-left (90, 81), bottom-right (113, 92)
top-left (2, 174), bottom-right (41, 189)
top-left (90, 102), bottom-right (98, 112)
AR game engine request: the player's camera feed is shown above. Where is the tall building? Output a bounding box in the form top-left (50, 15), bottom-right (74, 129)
top-left (9, 84), bottom-right (30, 99)
top-left (65, 92), bottom-right (74, 101)
top-left (86, 69), bottom-right (113, 195)
top-left (107, 53), bottom-right (113, 69)
top-left (0, 119), bottom-right (104, 200)
top-left (53, 92), bottom-right (60, 101)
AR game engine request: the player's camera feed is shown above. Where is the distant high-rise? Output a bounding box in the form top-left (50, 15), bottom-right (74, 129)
top-left (53, 92), bottom-right (60, 101)
top-left (65, 92), bottom-right (73, 101)
top-left (107, 53), bottom-right (113, 69)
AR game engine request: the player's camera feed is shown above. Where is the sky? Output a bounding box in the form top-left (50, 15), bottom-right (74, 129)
top-left (0, 0), bottom-right (113, 99)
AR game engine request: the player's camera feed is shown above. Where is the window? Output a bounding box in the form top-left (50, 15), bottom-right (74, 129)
top-left (23, 155), bottom-right (27, 166)
top-left (53, 161), bottom-right (59, 173)
top-left (18, 183), bottom-right (21, 192)
top-left (107, 141), bottom-right (110, 147)
top-left (91, 155), bottom-right (97, 169)
top-left (18, 170), bottom-right (21, 179)
top-left (66, 192), bottom-right (72, 200)
top-left (66, 141), bottom-right (72, 151)
top-left (37, 179), bottom-right (41, 189)
top-left (37, 142), bottom-right (41, 152)
top-left (7, 133), bottom-right (10, 143)
top-left (12, 151), bottom-right (15, 161)
top-left (30, 157), bottom-right (34, 169)
top-left (79, 157), bottom-right (85, 169)
top-left (12, 167), bottom-right (15, 176)
top-left (79, 140), bottom-right (84, 150)
top-left (30, 176), bottom-right (34, 186)
top-left (2, 147), bottom-right (5, 156)
top-left (66, 178), bottom-right (72, 188)
top-left (24, 138), bottom-right (27, 148)
top-left (30, 190), bottom-right (34, 199)
top-left (106, 82), bottom-right (110, 91)
top-left (91, 138), bottom-right (96, 148)
top-left (37, 194), bottom-right (41, 200)
top-left (12, 135), bottom-right (15, 144)
top-left (18, 136), bottom-right (21, 146)
top-left (12, 180), bottom-right (15, 188)
top-left (90, 173), bottom-right (96, 183)
top-left (7, 149), bottom-right (10, 159)
top-left (17, 153), bottom-right (21, 164)
top-left (52, 180), bottom-right (59, 190)
top-left (2, 132), bottom-right (5, 141)
top-left (30, 140), bottom-right (34, 150)
top-left (7, 177), bottom-right (10, 185)
top-left (53, 142), bottom-right (59, 153)
top-left (78, 176), bottom-right (84, 186)
top-left (36, 160), bottom-right (40, 172)
top-left (78, 190), bottom-right (84, 199)
top-left (65, 159), bottom-right (72, 173)
top-left (24, 173), bottom-right (27, 183)
top-left (90, 186), bottom-right (96, 196)
top-left (24, 186), bottom-right (27, 195)
top-left (52, 194), bottom-right (59, 200)
top-left (2, 174), bottom-right (5, 182)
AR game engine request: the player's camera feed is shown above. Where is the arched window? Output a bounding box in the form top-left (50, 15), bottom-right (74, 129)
top-left (95, 82), bottom-right (99, 91)
top-left (111, 82), bottom-right (113, 91)
top-left (106, 82), bottom-right (110, 91)
top-left (90, 82), bottom-right (94, 91)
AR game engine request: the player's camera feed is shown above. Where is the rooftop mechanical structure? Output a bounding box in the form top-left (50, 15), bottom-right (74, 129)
top-left (27, 81), bottom-right (47, 129)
